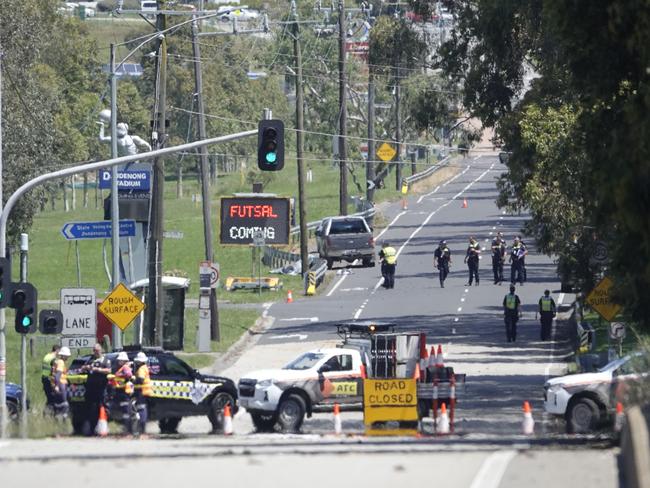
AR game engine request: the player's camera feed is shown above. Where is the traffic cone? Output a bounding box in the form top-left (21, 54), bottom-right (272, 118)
top-left (286, 290), bottom-right (293, 303)
top-left (96, 405), bottom-right (109, 437)
top-left (223, 404), bottom-right (233, 435)
top-left (420, 348), bottom-right (429, 381)
top-left (428, 346), bottom-right (436, 370)
top-left (522, 401), bottom-right (534, 435)
top-left (435, 344), bottom-right (444, 368)
top-left (401, 197), bottom-right (408, 210)
top-left (333, 403), bottom-right (342, 435)
top-left (462, 198), bottom-right (468, 208)
top-left (614, 402), bottom-right (625, 433)
top-left (437, 402), bottom-right (450, 434)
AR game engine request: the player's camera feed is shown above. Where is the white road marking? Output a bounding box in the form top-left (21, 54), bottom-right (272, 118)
top-left (269, 334), bottom-right (308, 341)
top-left (340, 287), bottom-right (369, 292)
top-left (464, 288), bottom-right (469, 293)
top-left (375, 211), bottom-right (407, 240)
top-left (326, 274), bottom-right (349, 297)
top-left (500, 216), bottom-right (504, 219)
top-left (492, 226), bottom-right (496, 230)
top-left (469, 451), bottom-right (517, 488)
top-left (489, 231), bottom-right (493, 236)
top-left (461, 298), bottom-right (465, 302)
top-left (262, 302), bottom-right (273, 318)
top-left (454, 317), bottom-right (459, 322)
top-left (457, 307), bottom-right (462, 312)
top-left (278, 317), bottom-right (319, 323)
top-left (417, 185), bottom-right (441, 204)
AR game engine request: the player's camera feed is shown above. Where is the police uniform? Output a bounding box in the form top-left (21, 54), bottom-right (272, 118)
top-left (503, 291), bottom-right (521, 342)
top-left (133, 361), bottom-right (152, 434)
top-left (379, 245), bottom-right (397, 289)
top-left (509, 241), bottom-right (525, 284)
top-left (434, 244), bottom-right (452, 287)
top-left (465, 240), bottom-right (480, 286)
top-left (491, 237), bottom-right (506, 284)
top-left (538, 294), bottom-right (556, 341)
top-left (84, 354), bottom-right (111, 435)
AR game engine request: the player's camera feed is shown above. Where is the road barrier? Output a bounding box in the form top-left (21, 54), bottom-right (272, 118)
top-left (402, 155), bottom-right (452, 188)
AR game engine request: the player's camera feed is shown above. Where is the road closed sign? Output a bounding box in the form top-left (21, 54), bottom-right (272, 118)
top-left (220, 196), bottom-right (291, 245)
top-left (363, 378), bottom-right (418, 424)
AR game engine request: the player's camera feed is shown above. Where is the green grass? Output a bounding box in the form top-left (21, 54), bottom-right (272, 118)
top-left (582, 310), bottom-right (645, 355)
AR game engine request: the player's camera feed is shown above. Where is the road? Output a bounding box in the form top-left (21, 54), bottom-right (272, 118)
top-left (0, 154), bottom-right (620, 486)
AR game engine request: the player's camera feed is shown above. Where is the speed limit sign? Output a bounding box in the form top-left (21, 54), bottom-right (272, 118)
top-left (199, 261), bottom-right (220, 289)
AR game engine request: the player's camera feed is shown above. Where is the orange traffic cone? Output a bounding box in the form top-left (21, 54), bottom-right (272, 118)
top-left (96, 405), bottom-right (109, 437)
top-left (522, 401), bottom-right (534, 435)
top-left (462, 198), bottom-right (468, 208)
top-left (223, 404), bottom-right (233, 435)
top-left (333, 403), bottom-right (342, 435)
top-left (401, 197), bottom-right (408, 210)
top-left (614, 402), bottom-right (625, 433)
top-left (435, 344), bottom-right (444, 368)
top-left (428, 346), bottom-right (436, 370)
top-left (286, 290), bottom-right (293, 303)
top-left (437, 403), bottom-right (450, 434)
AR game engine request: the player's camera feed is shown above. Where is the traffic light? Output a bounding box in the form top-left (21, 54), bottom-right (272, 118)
top-left (11, 283), bottom-right (37, 334)
top-left (39, 309), bottom-right (63, 335)
top-left (0, 258), bottom-right (11, 308)
top-left (258, 119), bottom-right (284, 171)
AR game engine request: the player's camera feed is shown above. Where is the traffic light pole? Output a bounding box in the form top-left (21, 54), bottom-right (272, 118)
top-left (19, 233), bottom-right (27, 438)
top-left (0, 129), bottom-right (257, 436)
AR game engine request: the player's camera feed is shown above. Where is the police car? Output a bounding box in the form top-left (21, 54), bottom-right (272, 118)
top-left (68, 347), bottom-right (238, 434)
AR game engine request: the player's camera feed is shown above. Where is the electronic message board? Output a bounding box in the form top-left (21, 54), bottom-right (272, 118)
top-left (220, 197), bottom-right (291, 245)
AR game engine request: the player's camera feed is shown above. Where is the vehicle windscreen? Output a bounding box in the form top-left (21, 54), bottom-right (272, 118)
top-left (283, 352), bottom-right (325, 370)
top-left (328, 219), bottom-right (367, 235)
top-left (599, 356), bottom-right (628, 373)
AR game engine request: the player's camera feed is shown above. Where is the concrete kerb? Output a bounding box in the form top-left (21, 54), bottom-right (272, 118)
top-left (619, 405), bottom-right (650, 488)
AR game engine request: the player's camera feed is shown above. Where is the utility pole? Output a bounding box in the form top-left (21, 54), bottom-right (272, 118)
top-left (366, 68), bottom-right (376, 205)
top-left (191, 16), bottom-right (220, 341)
top-left (338, 0), bottom-right (348, 215)
top-left (394, 65), bottom-right (402, 191)
top-left (0, 46), bottom-right (7, 439)
top-left (292, 2), bottom-right (309, 279)
top-left (148, 0), bottom-right (168, 347)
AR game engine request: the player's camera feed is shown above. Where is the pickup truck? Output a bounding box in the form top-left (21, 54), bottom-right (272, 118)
top-left (543, 351), bottom-right (649, 433)
top-left (315, 216), bottom-right (375, 269)
top-left (238, 323), bottom-right (463, 432)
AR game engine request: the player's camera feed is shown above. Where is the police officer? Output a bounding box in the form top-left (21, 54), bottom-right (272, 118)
top-left (503, 285), bottom-right (521, 343)
top-left (81, 343), bottom-right (111, 435)
top-left (434, 240), bottom-right (452, 288)
top-left (509, 237), bottom-right (525, 285)
top-left (110, 352), bottom-right (134, 434)
top-left (41, 345), bottom-right (59, 414)
top-left (51, 346), bottom-right (71, 418)
top-left (517, 235), bottom-right (529, 282)
top-left (491, 232), bottom-right (506, 284)
top-left (133, 352), bottom-right (152, 436)
top-left (538, 290), bottom-right (556, 341)
top-left (379, 241), bottom-right (397, 289)
top-left (464, 236), bottom-right (481, 286)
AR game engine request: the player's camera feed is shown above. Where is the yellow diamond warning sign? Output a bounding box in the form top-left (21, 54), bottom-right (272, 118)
top-left (376, 142), bottom-right (397, 162)
top-left (98, 283), bottom-right (145, 331)
top-left (586, 276), bottom-right (621, 322)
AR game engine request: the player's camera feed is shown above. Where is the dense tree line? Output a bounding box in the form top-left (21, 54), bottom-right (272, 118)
top-left (440, 0), bottom-right (650, 328)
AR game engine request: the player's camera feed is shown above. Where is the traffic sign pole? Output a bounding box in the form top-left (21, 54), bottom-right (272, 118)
top-left (19, 233), bottom-right (28, 438)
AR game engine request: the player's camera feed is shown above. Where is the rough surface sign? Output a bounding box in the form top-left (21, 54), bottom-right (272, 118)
top-left (98, 283), bottom-right (145, 331)
top-left (363, 378), bottom-right (418, 424)
top-left (376, 142), bottom-right (397, 162)
top-left (586, 276), bottom-right (622, 322)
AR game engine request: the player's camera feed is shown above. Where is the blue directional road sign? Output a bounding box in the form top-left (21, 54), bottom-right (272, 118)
top-left (61, 220), bottom-right (136, 240)
top-left (98, 169), bottom-right (151, 191)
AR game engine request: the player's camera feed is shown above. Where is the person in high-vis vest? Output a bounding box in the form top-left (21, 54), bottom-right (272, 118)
top-left (379, 242), bottom-right (397, 289)
top-left (42, 345), bottom-right (60, 413)
top-left (133, 352), bottom-right (152, 435)
top-left (51, 346), bottom-right (71, 418)
top-left (110, 351), bottom-right (134, 433)
top-left (503, 285), bottom-right (522, 343)
top-left (538, 289), bottom-right (556, 341)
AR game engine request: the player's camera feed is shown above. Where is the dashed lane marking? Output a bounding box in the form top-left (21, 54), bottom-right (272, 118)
top-left (469, 451), bottom-right (517, 488)
top-left (279, 317), bottom-right (319, 322)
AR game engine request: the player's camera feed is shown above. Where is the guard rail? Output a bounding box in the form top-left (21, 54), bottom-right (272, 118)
top-left (402, 155), bottom-right (452, 186)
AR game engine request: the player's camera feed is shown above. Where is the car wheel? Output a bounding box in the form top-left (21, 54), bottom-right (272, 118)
top-left (277, 394), bottom-right (306, 433)
top-left (251, 412), bottom-right (277, 433)
top-left (208, 391), bottom-right (236, 433)
top-left (158, 417), bottom-right (182, 435)
top-left (6, 400), bottom-right (18, 421)
top-left (326, 259), bottom-right (334, 270)
top-left (362, 258), bottom-right (374, 268)
top-left (567, 397), bottom-right (601, 434)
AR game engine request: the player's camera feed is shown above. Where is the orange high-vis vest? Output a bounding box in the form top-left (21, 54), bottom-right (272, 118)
top-left (135, 364), bottom-right (152, 396)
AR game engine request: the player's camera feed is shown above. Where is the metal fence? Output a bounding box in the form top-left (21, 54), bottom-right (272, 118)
top-left (403, 155), bottom-right (452, 186)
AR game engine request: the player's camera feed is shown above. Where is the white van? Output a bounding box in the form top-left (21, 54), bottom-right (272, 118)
top-left (140, 0), bottom-right (157, 15)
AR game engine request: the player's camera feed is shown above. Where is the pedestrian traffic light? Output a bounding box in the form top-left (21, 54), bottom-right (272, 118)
top-left (258, 119), bottom-right (284, 171)
top-left (0, 257), bottom-right (11, 308)
top-left (11, 283), bottom-right (37, 334)
top-left (39, 309), bottom-right (63, 335)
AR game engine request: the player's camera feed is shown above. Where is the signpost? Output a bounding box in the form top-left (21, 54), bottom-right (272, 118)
top-left (61, 220), bottom-right (136, 240)
top-left (220, 196), bottom-right (291, 245)
top-left (376, 142), bottom-right (397, 162)
top-left (197, 261), bottom-right (218, 353)
top-left (98, 169), bottom-right (152, 191)
top-left (61, 288), bottom-right (97, 345)
top-left (586, 276), bottom-right (621, 322)
top-left (98, 283), bottom-right (145, 331)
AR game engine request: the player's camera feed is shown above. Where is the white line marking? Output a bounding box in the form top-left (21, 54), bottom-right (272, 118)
top-left (464, 288), bottom-right (469, 293)
top-left (269, 334), bottom-right (308, 341)
top-left (279, 317), bottom-right (319, 322)
top-left (499, 216), bottom-right (504, 220)
top-left (418, 185), bottom-right (441, 204)
top-left (469, 451), bottom-right (516, 488)
top-left (353, 309), bottom-right (362, 319)
top-left (375, 211), bottom-right (407, 240)
top-left (454, 317), bottom-right (459, 322)
top-left (489, 231), bottom-right (493, 236)
top-left (492, 226), bottom-right (496, 230)
top-left (457, 307), bottom-right (462, 312)
top-left (340, 287), bottom-right (369, 292)
top-left (461, 298), bottom-right (465, 302)
top-left (326, 274), bottom-right (348, 297)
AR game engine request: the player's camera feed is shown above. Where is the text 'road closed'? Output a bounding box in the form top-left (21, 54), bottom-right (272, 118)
top-left (363, 378), bottom-right (418, 424)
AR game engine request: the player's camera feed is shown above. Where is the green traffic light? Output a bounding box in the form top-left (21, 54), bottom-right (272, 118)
top-left (22, 316), bottom-right (32, 328)
top-left (265, 152), bottom-right (277, 164)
